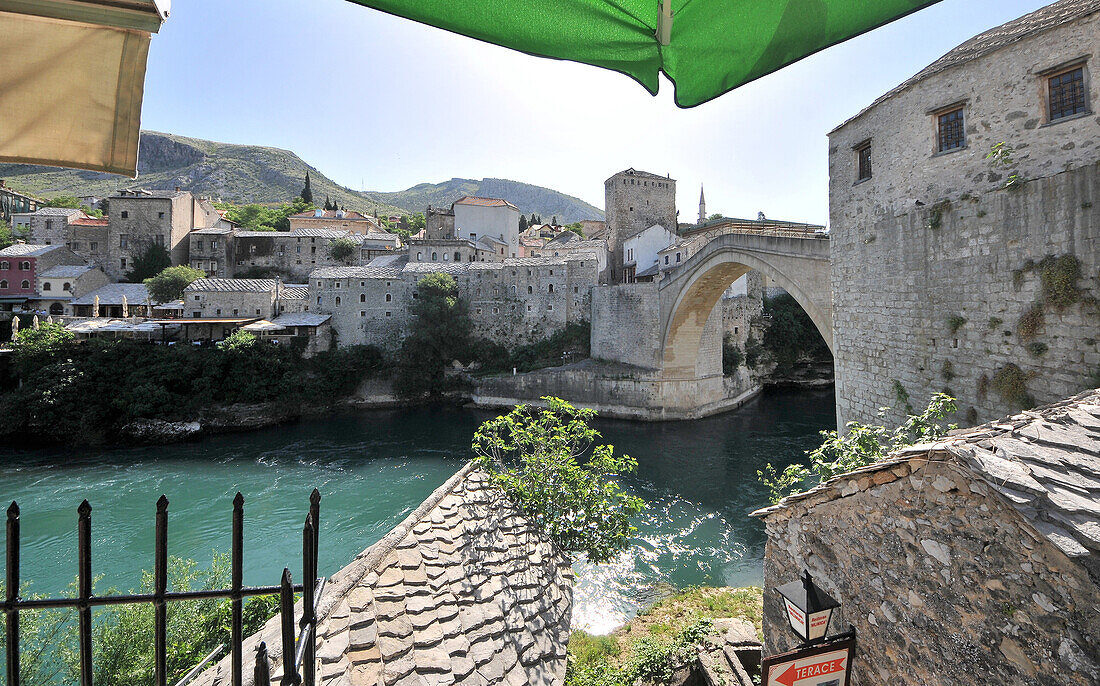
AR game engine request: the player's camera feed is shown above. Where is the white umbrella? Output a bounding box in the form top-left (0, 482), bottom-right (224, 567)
top-left (11, 316), bottom-right (19, 338)
top-left (32, 315), bottom-right (39, 330)
top-left (94, 295), bottom-right (100, 317)
top-left (47, 315), bottom-right (54, 325)
top-left (121, 294), bottom-right (129, 318)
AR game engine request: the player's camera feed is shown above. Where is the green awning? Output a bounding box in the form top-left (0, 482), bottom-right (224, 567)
top-left (349, 0), bottom-right (941, 107)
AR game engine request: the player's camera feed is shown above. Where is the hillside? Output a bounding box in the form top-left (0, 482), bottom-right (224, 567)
top-left (0, 131), bottom-right (604, 223)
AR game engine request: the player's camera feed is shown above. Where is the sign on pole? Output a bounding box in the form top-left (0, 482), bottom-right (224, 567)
top-left (762, 637), bottom-right (855, 686)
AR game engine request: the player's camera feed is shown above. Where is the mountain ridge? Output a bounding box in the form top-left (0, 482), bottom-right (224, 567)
top-left (0, 131), bottom-right (605, 223)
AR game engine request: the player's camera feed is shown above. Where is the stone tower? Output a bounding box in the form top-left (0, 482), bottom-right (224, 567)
top-left (698, 185), bottom-right (706, 224)
top-left (604, 168), bottom-right (677, 282)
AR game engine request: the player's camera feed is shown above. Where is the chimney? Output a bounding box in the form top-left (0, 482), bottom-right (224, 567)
top-left (175, 186), bottom-right (181, 192)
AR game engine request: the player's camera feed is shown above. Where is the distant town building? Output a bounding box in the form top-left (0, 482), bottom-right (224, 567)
top-left (604, 168), bottom-right (677, 282)
top-left (577, 219), bottom-right (607, 240)
top-left (622, 224), bottom-right (677, 283)
top-left (0, 180), bottom-right (39, 223)
top-left (106, 188), bottom-right (222, 280)
top-left (287, 208), bottom-right (382, 234)
top-left (183, 278), bottom-right (282, 320)
top-left (0, 244), bottom-right (85, 307)
top-left (452, 196), bottom-right (522, 258)
top-left (31, 265), bottom-right (110, 316)
top-left (71, 282), bottom-right (157, 318)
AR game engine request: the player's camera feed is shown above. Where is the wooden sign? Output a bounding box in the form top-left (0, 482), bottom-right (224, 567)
top-left (762, 637), bottom-right (855, 686)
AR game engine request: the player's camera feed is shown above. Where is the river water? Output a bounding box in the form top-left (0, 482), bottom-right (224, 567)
top-left (1, 388), bottom-right (834, 633)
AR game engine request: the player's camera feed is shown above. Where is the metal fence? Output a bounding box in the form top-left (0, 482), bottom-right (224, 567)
top-left (3, 490), bottom-right (324, 686)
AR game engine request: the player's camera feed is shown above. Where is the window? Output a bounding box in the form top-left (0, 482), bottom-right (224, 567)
top-left (119, 234), bottom-right (128, 248)
top-left (317, 296), bottom-right (322, 305)
top-left (232, 309), bottom-right (239, 315)
top-left (432, 252), bottom-right (438, 261)
top-left (417, 252), bottom-right (423, 261)
top-left (676, 253), bottom-right (681, 263)
top-left (120, 258), bottom-right (127, 269)
top-left (360, 311), bottom-right (366, 317)
top-left (385, 293), bottom-right (392, 302)
top-left (158, 212), bottom-right (165, 219)
top-left (664, 255), bottom-right (669, 265)
top-left (360, 294), bottom-right (366, 302)
top-left (63, 282), bottom-right (71, 291)
top-left (19, 261), bottom-right (29, 271)
top-left (216, 308), bottom-right (222, 315)
top-left (121, 211), bottom-right (128, 219)
top-left (196, 240), bottom-right (204, 250)
top-left (547, 304), bottom-right (553, 311)
top-left (1048, 66), bottom-right (1088, 121)
top-left (20, 280), bottom-right (29, 289)
top-left (42, 282), bottom-right (51, 291)
top-left (0, 262), bottom-right (7, 269)
top-left (528, 285), bottom-right (533, 294)
top-left (194, 295), bottom-right (201, 301)
top-left (936, 107), bottom-right (965, 152)
top-left (454, 252), bottom-right (461, 262)
top-left (91, 241), bottom-right (98, 251)
top-left (548, 284), bottom-right (554, 293)
top-left (385, 311), bottom-right (391, 317)
top-left (212, 240), bottom-right (219, 250)
top-left (492, 307), bottom-right (499, 314)
top-left (335, 297), bottom-right (341, 306)
top-left (0, 281), bottom-right (6, 289)
top-left (527, 305), bottom-right (533, 312)
top-left (154, 234), bottom-right (164, 246)
top-left (193, 311), bottom-right (201, 318)
top-left (855, 141), bottom-right (872, 181)
top-left (573, 286), bottom-right (578, 293)
top-left (443, 252), bottom-right (450, 262)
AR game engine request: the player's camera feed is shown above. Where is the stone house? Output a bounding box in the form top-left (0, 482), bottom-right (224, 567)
top-left (452, 196), bottom-right (521, 259)
top-left (278, 284), bottom-right (310, 315)
top-left (31, 264), bottom-right (110, 316)
top-left (288, 208), bottom-right (382, 234)
top-left (13, 206), bottom-right (86, 244)
top-left (425, 205), bottom-right (455, 240)
top-left (622, 224), bottom-right (676, 283)
top-left (604, 168), bottom-right (677, 282)
top-left (190, 463), bottom-right (572, 686)
top-left (752, 389), bottom-right (1100, 684)
top-left (529, 235), bottom-right (610, 282)
top-left (0, 244), bottom-right (85, 306)
top-left (407, 238), bottom-right (502, 265)
top-left (107, 188), bottom-right (222, 280)
top-left (183, 278), bottom-right (280, 319)
top-left (827, 0), bottom-right (1100, 427)
top-left (242, 312), bottom-right (332, 356)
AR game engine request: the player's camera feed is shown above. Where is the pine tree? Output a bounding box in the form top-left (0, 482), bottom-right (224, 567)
top-left (519, 215), bottom-right (528, 232)
top-left (551, 216), bottom-right (557, 226)
top-left (324, 196), bottom-right (331, 211)
top-left (301, 172), bottom-right (314, 204)
top-left (530, 213), bottom-right (537, 226)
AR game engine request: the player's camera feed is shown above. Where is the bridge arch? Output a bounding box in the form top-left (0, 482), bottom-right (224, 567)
top-left (658, 233), bottom-right (833, 381)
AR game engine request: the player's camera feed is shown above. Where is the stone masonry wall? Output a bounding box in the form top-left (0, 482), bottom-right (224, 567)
top-left (833, 163), bottom-right (1100, 428)
top-left (590, 283), bottom-right (663, 369)
top-left (760, 457), bottom-right (1100, 684)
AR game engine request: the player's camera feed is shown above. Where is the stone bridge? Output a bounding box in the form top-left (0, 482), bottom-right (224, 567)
top-left (589, 231), bottom-right (831, 418)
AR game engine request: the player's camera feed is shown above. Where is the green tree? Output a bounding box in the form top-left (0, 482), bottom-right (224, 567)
top-left (394, 273), bottom-right (470, 398)
top-left (327, 237), bottom-right (358, 262)
top-left (0, 219), bottom-right (14, 250)
top-left (519, 214), bottom-right (528, 232)
top-left (323, 195), bottom-right (332, 211)
top-left (758, 394), bottom-right (958, 504)
top-left (707, 213), bottom-right (724, 221)
top-left (405, 212), bottom-right (426, 232)
top-left (216, 328), bottom-right (257, 352)
top-left (43, 194), bottom-right (81, 209)
top-left (125, 244), bottom-right (172, 282)
top-left (551, 215), bottom-right (557, 225)
top-left (13, 322), bottom-right (76, 376)
top-left (472, 397), bottom-right (645, 563)
top-left (565, 222), bottom-right (584, 237)
top-left (760, 293), bottom-right (830, 373)
top-left (301, 171), bottom-right (314, 204)
top-left (144, 265), bottom-right (204, 303)
top-left (529, 213), bottom-right (537, 226)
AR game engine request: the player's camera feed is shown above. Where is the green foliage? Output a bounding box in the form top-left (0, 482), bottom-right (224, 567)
top-left (566, 618), bottom-right (713, 686)
top-left (1037, 254), bottom-right (1082, 310)
top-left (707, 213), bottom-right (724, 221)
top-left (220, 198), bottom-right (315, 231)
top-left (216, 328), bottom-right (257, 352)
top-left (743, 333), bottom-right (764, 369)
top-left (986, 141), bottom-right (1020, 189)
top-left (567, 631), bottom-right (620, 672)
top-left (991, 364), bottom-right (1034, 409)
top-left (0, 219), bottom-right (15, 250)
top-left (394, 273), bottom-right (471, 399)
top-left (565, 222), bottom-right (585, 237)
top-left (1016, 305), bottom-right (1044, 342)
top-left (926, 201), bottom-right (950, 230)
top-left (0, 338), bottom-right (384, 444)
top-left (470, 322), bottom-right (591, 375)
top-left (12, 323), bottom-right (76, 376)
top-left (1025, 341), bottom-right (1049, 357)
top-left (301, 171), bottom-right (314, 204)
top-left (758, 394), bottom-right (958, 504)
top-left (760, 294), bottom-right (830, 373)
top-left (722, 334), bottom-right (743, 376)
top-left (0, 553), bottom-right (279, 686)
top-left (892, 379), bottom-right (912, 415)
top-left (125, 244), bottom-right (171, 283)
top-left (473, 397), bottom-right (644, 563)
top-left (144, 265), bottom-right (204, 303)
top-left (327, 237), bottom-right (359, 262)
top-left (42, 194), bottom-right (82, 209)
top-left (946, 314), bottom-right (966, 335)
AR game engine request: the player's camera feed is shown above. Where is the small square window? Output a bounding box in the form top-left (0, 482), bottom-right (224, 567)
top-left (936, 107), bottom-right (965, 152)
top-left (1048, 66), bottom-right (1088, 121)
top-left (121, 211), bottom-right (128, 219)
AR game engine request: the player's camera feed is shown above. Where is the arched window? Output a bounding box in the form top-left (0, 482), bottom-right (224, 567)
top-left (548, 284), bottom-right (554, 293)
top-left (443, 252), bottom-right (449, 262)
top-left (42, 282), bottom-right (51, 291)
top-left (0, 261), bottom-right (8, 269)
top-left (454, 252), bottom-right (460, 262)
top-left (527, 285), bottom-right (533, 294)
top-left (432, 252), bottom-right (438, 261)
top-left (360, 294), bottom-right (366, 303)
top-left (511, 285), bottom-right (517, 294)
top-left (20, 261), bottom-right (30, 270)
top-left (385, 293), bottom-right (392, 302)
top-left (0, 280), bottom-right (7, 289)
top-left (335, 296), bottom-right (341, 306)
top-left (416, 252), bottom-right (422, 261)
top-left (20, 280), bottom-right (29, 289)
top-left (49, 303), bottom-right (64, 315)
top-left (63, 282), bottom-right (71, 291)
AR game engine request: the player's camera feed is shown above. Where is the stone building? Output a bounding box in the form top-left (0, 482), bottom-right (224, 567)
top-left (106, 188), bottom-right (222, 280)
top-left (425, 205), bottom-right (455, 240)
top-left (828, 0), bottom-right (1100, 427)
top-left (183, 278), bottom-right (280, 319)
top-left (311, 252), bottom-right (600, 349)
top-left (188, 228), bottom-right (401, 281)
top-left (191, 463), bottom-right (572, 686)
top-left (0, 244), bottom-right (85, 304)
top-left (288, 208), bottom-right (382, 234)
top-left (521, 234), bottom-right (609, 282)
top-left (604, 168), bottom-right (677, 282)
top-left (753, 389), bottom-right (1100, 684)
top-left (0, 180), bottom-right (38, 223)
top-left (452, 196), bottom-right (521, 259)
top-left (13, 207), bottom-right (86, 244)
top-left (31, 264), bottom-right (109, 316)
top-left (407, 238), bottom-right (503, 265)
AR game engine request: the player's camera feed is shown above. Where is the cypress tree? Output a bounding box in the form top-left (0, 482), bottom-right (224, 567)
top-left (519, 215), bottom-right (528, 232)
top-left (301, 172), bottom-right (314, 204)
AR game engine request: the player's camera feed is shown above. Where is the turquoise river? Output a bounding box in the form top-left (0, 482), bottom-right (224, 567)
top-left (0, 388), bottom-right (834, 633)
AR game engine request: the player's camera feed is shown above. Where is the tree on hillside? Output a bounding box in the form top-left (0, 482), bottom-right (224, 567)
top-left (519, 215), bottom-right (528, 232)
top-left (301, 172), bottom-right (314, 204)
top-left (328, 237), bottom-right (358, 262)
top-left (144, 265), bottom-right (205, 303)
top-left (125, 244), bottom-right (171, 283)
top-left (0, 220), bottom-right (14, 250)
top-left (551, 215), bottom-right (557, 226)
top-left (394, 273), bottom-right (471, 399)
top-left (273, 198), bottom-right (314, 231)
top-left (529, 213), bottom-right (537, 226)
top-left (323, 196), bottom-right (332, 211)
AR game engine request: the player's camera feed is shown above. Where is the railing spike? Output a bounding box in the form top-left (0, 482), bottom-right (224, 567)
top-left (233, 492), bottom-right (244, 508)
top-left (157, 495), bottom-right (169, 511)
top-left (7, 501), bottom-right (18, 518)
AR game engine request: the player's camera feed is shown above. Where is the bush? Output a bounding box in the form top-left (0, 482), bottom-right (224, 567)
top-left (1016, 305), bottom-right (1044, 342)
top-left (758, 393), bottom-right (958, 503)
top-left (327, 237), bottom-right (359, 262)
top-left (394, 273), bottom-right (471, 399)
top-left (760, 294), bottom-right (830, 372)
top-left (991, 363), bottom-right (1034, 409)
top-left (722, 334), bottom-right (743, 376)
top-left (125, 244), bottom-right (172, 283)
top-left (473, 397), bottom-right (644, 563)
top-left (1037, 254), bottom-right (1082, 310)
top-left (144, 265), bottom-right (205, 303)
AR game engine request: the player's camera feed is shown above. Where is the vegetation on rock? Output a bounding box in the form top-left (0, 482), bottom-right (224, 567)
top-left (722, 333), bottom-right (744, 376)
top-left (758, 393), bottom-right (958, 504)
top-left (991, 363), bottom-right (1034, 409)
top-left (759, 293), bottom-right (831, 373)
top-left (473, 397), bottom-right (644, 564)
top-left (394, 273), bottom-right (471, 399)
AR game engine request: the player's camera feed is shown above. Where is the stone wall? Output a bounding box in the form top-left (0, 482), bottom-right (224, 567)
top-left (604, 170), bottom-right (677, 281)
top-left (590, 283), bottom-right (663, 369)
top-left (758, 454), bottom-right (1100, 684)
top-left (832, 163), bottom-right (1100, 428)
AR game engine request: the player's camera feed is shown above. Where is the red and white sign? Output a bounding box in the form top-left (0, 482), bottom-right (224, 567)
top-left (763, 639), bottom-right (854, 686)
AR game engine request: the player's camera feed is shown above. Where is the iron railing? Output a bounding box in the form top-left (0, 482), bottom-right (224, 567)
top-left (3, 490), bottom-right (324, 686)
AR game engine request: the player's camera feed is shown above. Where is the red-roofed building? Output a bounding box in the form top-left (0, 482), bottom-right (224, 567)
top-left (452, 196), bottom-right (521, 258)
top-left (288, 208), bottom-right (384, 235)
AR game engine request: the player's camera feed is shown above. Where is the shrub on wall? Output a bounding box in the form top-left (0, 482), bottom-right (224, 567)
top-left (722, 333), bottom-right (743, 376)
top-left (991, 363), bottom-right (1034, 409)
top-left (1016, 305), bottom-right (1044, 342)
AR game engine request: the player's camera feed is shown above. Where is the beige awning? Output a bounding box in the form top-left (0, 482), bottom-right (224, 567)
top-left (0, 1), bottom-right (168, 176)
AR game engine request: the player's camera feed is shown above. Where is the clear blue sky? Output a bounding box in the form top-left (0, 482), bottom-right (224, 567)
top-left (140, 0), bottom-right (1050, 224)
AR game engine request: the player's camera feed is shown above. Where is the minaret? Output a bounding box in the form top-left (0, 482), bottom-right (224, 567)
top-left (698, 185), bottom-right (706, 224)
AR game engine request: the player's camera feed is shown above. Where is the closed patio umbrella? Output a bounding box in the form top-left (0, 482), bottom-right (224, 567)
top-left (347, 0), bottom-right (942, 107)
top-left (122, 294), bottom-right (129, 318)
top-left (11, 316), bottom-right (19, 338)
top-left (94, 295), bottom-right (100, 317)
